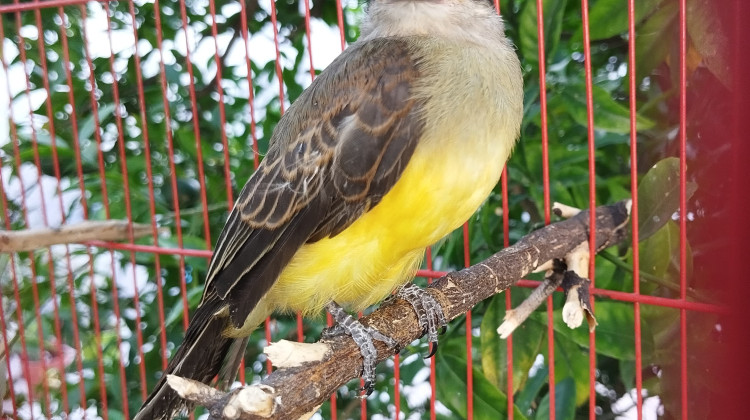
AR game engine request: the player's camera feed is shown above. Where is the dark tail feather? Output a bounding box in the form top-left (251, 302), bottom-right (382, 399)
top-left (134, 301), bottom-right (241, 420)
top-left (218, 337), bottom-right (250, 390)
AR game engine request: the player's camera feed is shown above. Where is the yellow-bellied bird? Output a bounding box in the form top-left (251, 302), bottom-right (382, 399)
top-left (135, 0), bottom-right (522, 418)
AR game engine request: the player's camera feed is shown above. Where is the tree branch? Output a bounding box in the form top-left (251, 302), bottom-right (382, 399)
top-left (0, 220), bottom-right (161, 252)
top-left (170, 200), bottom-right (632, 420)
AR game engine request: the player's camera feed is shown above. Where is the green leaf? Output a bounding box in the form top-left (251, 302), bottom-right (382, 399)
top-left (436, 353), bottom-right (529, 420)
top-left (106, 409), bottom-right (126, 420)
top-left (551, 333), bottom-right (590, 407)
top-left (687, 0), bottom-right (730, 86)
top-left (595, 132), bottom-right (630, 148)
top-left (518, 0), bottom-right (568, 65)
top-left (635, 1), bottom-right (679, 81)
top-left (562, 84), bottom-right (656, 134)
top-left (78, 103), bottom-right (116, 143)
top-left (535, 377), bottom-right (576, 420)
top-left (481, 296), bottom-right (547, 394)
top-left (480, 294), bottom-right (506, 388)
top-left (637, 157), bottom-right (698, 240)
top-left (639, 220), bottom-right (693, 288)
top-left (619, 359), bottom-right (636, 390)
top-left (164, 286), bottom-right (203, 327)
top-left (515, 365), bottom-right (549, 414)
top-left (639, 220), bottom-right (676, 282)
top-left (587, 0), bottom-right (662, 41)
top-left (548, 301), bottom-right (655, 361)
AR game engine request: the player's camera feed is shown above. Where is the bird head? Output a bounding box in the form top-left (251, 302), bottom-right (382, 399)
top-left (360, 0), bottom-right (505, 44)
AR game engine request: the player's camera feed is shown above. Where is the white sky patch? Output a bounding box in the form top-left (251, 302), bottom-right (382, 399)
top-left (613, 389), bottom-right (662, 420)
top-left (1, 164), bottom-right (84, 227)
top-left (307, 17), bottom-right (347, 71)
top-left (0, 44), bottom-right (9, 147)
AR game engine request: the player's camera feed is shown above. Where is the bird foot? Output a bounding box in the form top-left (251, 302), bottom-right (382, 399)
top-left (395, 283), bottom-right (447, 358)
top-left (323, 302), bottom-right (398, 396)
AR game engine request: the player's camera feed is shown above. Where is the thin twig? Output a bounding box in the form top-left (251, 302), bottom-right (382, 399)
top-left (0, 220), bottom-right (158, 252)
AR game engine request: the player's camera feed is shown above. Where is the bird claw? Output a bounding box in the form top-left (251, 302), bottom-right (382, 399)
top-left (425, 341), bottom-right (438, 359)
top-left (325, 302), bottom-right (397, 396)
top-left (321, 323), bottom-right (345, 339)
top-left (396, 283), bottom-right (447, 359)
top-left (359, 380), bottom-right (374, 398)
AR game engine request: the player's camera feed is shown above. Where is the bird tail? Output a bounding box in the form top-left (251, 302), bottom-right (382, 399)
top-left (133, 300), bottom-right (247, 420)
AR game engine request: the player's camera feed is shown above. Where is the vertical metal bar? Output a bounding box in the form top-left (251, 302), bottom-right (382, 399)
top-left (329, 2), bottom-right (346, 417)
top-left (534, 0), bottom-right (556, 417)
top-left (238, 0), bottom-right (260, 171)
top-left (627, 0), bottom-right (644, 418)
top-left (426, 248), bottom-right (437, 420)
top-left (29, 3), bottom-right (75, 413)
top-left (265, 0), bottom-right (287, 375)
top-left (536, 0), bottom-right (551, 226)
top-left (268, 0), bottom-right (286, 114)
top-left (334, 3), bottom-right (349, 418)
top-left (297, 0), bottom-right (317, 345)
top-left (303, 0), bottom-right (315, 82)
top-left (55, 7), bottom-right (113, 413)
top-left (102, 3), bottom-right (136, 416)
top-left (124, 0), bottom-right (163, 396)
top-left (235, 0), bottom-right (261, 385)
top-left (3, 259), bottom-right (34, 417)
top-left (463, 224), bottom-right (474, 420)
top-left (0, 286), bottom-right (19, 419)
top-left (0, 115), bottom-right (21, 420)
top-left (546, 297), bottom-right (556, 420)
top-left (152, 0), bottom-right (191, 334)
top-left (361, 340), bottom-right (367, 420)
top-left (327, 304), bottom-right (338, 420)
top-left (393, 350), bottom-right (401, 419)
top-left (206, 0), bottom-right (235, 206)
top-left (7, 8), bottom-right (53, 415)
top-left (496, 7), bottom-right (513, 420)
top-left (502, 167), bottom-right (513, 420)
top-left (176, 0), bottom-right (213, 249)
top-left (335, 0), bottom-right (346, 51)
top-left (77, 5), bottom-right (124, 416)
top-left (0, 160), bottom-right (34, 416)
top-left (678, 0), bottom-right (689, 416)
top-left (578, 0), bottom-right (598, 417)
top-left (201, 3), bottom-right (237, 391)
top-left (125, 0), bottom-right (170, 384)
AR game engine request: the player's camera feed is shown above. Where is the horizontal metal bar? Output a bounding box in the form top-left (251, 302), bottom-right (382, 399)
top-left (0, 0), bottom-right (108, 14)
top-left (85, 240), bottom-right (212, 258)
top-left (87, 242), bottom-right (726, 314)
top-left (417, 273), bottom-right (726, 314)
top-left (593, 288), bottom-right (726, 314)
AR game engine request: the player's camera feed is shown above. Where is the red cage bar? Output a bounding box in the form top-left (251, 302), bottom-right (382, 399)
top-left (0, 0), bottom-right (738, 419)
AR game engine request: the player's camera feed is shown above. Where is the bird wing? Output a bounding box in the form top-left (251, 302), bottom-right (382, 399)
top-left (200, 37), bottom-right (425, 328)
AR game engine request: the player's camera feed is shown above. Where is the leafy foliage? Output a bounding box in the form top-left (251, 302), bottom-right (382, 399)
top-left (0, 0), bottom-right (728, 418)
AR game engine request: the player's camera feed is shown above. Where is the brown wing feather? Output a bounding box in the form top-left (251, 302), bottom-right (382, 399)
top-left (202, 37), bottom-right (425, 328)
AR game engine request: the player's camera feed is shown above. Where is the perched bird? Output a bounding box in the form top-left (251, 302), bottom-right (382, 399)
top-left (134, 0), bottom-right (522, 418)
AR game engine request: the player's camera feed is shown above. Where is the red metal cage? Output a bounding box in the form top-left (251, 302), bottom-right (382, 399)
top-left (0, 0), bottom-right (742, 419)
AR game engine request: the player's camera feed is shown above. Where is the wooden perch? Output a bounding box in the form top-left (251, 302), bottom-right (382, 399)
top-left (168, 200), bottom-right (632, 420)
top-left (0, 220), bottom-right (161, 252)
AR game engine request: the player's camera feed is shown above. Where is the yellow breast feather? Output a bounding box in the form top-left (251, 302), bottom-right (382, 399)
top-left (264, 41), bottom-right (521, 318)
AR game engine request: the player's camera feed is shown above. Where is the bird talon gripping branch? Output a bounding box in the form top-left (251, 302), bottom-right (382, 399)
top-left (326, 302), bottom-right (397, 396)
top-left (396, 283), bottom-right (448, 359)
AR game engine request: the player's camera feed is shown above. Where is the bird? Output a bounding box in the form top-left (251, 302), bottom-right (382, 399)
top-left (134, 0), bottom-right (523, 418)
